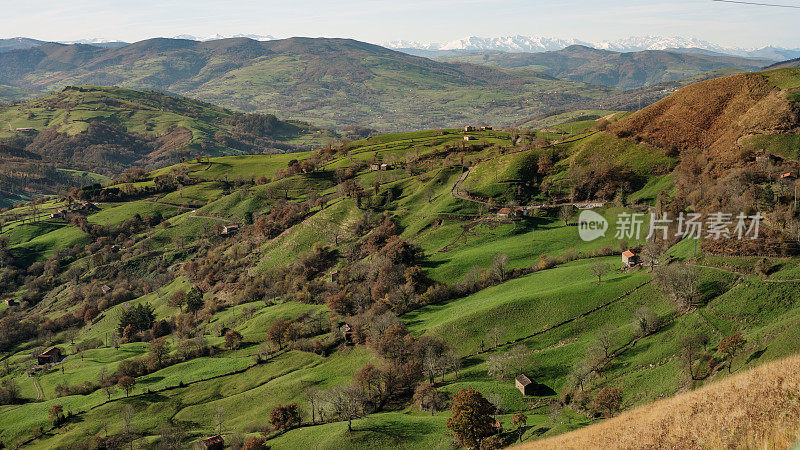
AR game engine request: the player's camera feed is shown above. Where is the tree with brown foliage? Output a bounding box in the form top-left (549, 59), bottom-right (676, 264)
top-left (118, 375), bottom-right (135, 397)
top-left (269, 403), bottom-right (301, 431)
top-left (268, 319), bottom-right (290, 350)
top-left (446, 388), bottom-right (496, 448)
top-left (511, 412), bottom-right (527, 442)
top-left (593, 387), bottom-right (623, 417)
top-left (719, 333), bottom-right (747, 374)
top-left (48, 403), bottom-right (64, 425)
top-left (413, 383), bottom-right (448, 415)
top-left (224, 329), bottom-right (243, 350)
top-left (242, 436), bottom-right (268, 450)
top-left (167, 290), bottom-right (187, 311)
top-left (147, 338), bottom-right (170, 369)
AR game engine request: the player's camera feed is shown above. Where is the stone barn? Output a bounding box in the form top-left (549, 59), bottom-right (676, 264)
top-left (38, 347), bottom-right (63, 365)
top-left (515, 374), bottom-right (537, 396)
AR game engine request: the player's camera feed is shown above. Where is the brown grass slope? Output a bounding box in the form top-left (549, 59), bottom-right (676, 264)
top-left (522, 353), bottom-right (800, 449)
top-left (609, 69), bottom-right (800, 159)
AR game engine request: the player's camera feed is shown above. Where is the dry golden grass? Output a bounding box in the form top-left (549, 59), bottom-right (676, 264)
top-left (610, 72), bottom-right (798, 157)
top-left (522, 354), bottom-right (800, 449)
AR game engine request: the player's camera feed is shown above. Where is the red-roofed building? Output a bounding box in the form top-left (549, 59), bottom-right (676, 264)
top-left (781, 172), bottom-right (797, 179)
top-left (622, 250), bottom-right (639, 267)
top-left (497, 207), bottom-right (512, 218)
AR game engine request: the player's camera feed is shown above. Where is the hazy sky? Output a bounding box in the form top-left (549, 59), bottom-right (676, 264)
top-left (2, 0), bottom-right (799, 48)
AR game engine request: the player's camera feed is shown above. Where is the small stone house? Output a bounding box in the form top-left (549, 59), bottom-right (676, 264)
top-left (781, 172), bottom-right (797, 180)
top-left (464, 125), bottom-right (474, 132)
top-left (221, 224), bottom-right (239, 235)
top-left (481, 126), bottom-right (493, 131)
top-left (380, 163), bottom-right (391, 170)
top-left (515, 374), bottom-right (537, 396)
top-left (331, 270), bottom-right (340, 282)
top-left (622, 250), bottom-right (639, 267)
top-left (38, 346), bottom-right (63, 365)
top-left (101, 284), bottom-right (112, 294)
top-left (370, 163), bottom-right (381, 171)
top-left (463, 135), bottom-right (475, 141)
top-left (4, 298), bottom-right (17, 307)
top-left (196, 435), bottom-right (224, 450)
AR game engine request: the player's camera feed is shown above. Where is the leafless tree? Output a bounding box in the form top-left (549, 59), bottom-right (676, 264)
top-left (653, 263), bottom-right (699, 311)
top-left (590, 261), bottom-right (612, 283)
top-left (558, 205), bottom-right (574, 226)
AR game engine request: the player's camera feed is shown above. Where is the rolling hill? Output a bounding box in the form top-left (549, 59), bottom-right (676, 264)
top-left (1, 68), bottom-right (800, 449)
top-left (0, 37), bottom-right (618, 131)
top-left (431, 45), bottom-right (772, 90)
top-left (765, 57), bottom-right (800, 70)
top-left (0, 85), bottom-right (335, 206)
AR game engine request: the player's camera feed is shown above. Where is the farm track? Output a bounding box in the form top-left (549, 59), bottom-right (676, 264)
top-left (686, 263), bottom-right (800, 283)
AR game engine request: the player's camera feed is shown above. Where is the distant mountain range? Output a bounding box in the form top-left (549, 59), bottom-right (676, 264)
top-left (385, 35), bottom-right (800, 61)
top-left (0, 34), bottom-right (276, 52)
top-left (0, 36), bottom-right (793, 131)
top-left (4, 34), bottom-right (799, 60)
top-left (0, 37), bottom-right (620, 131)
top-left (432, 45), bottom-right (773, 90)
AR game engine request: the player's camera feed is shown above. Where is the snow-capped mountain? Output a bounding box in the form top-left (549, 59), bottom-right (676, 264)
top-left (384, 35), bottom-right (800, 60)
top-left (61, 38), bottom-right (129, 48)
top-left (438, 35), bottom-right (592, 52)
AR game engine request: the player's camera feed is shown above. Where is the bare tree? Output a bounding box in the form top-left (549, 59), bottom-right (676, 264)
top-left (120, 404), bottom-right (135, 436)
top-left (486, 326), bottom-right (505, 349)
top-left (505, 344), bottom-right (532, 376)
top-left (213, 406), bottom-right (225, 435)
top-left (491, 253), bottom-right (510, 282)
top-left (590, 261), bottom-right (612, 283)
top-left (325, 385), bottom-right (363, 432)
top-left (653, 263), bottom-right (699, 311)
top-left (558, 205), bottom-right (574, 226)
top-left (594, 325), bottom-right (617, 359)
top-left (640, 240), bottom-right (662, 271)
top-left (632, 306), bottom-right (660, 337)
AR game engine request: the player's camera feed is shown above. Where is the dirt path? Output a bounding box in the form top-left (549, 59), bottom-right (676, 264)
top-left (33, 376), bottom-right (43, 401)
top-left (686, 263), bottom-right (800, 283)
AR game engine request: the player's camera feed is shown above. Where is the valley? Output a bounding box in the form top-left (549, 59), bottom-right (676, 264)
top-left (1, 67), bottom-right (800, 448)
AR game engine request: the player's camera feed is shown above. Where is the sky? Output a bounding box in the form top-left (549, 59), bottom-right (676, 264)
top-left (1, 0), bottom-right (799, 48)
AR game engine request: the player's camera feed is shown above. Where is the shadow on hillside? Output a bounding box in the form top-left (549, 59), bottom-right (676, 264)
top-left (357, 417), bottom-right (438, 440)
top-left (746, 348), bottom-right (767, 364)
top-left (532, 363), bottom-right (568, 382)
top-left (139, 376), bottom-right (164, 385)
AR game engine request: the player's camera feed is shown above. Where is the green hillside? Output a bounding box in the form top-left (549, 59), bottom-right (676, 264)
top-left (0, 38), bottom-right (620, 131)
top-left (0, 85), bottom-right (335, 206)
top-left (2, 69), bottom-right (800, 449)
